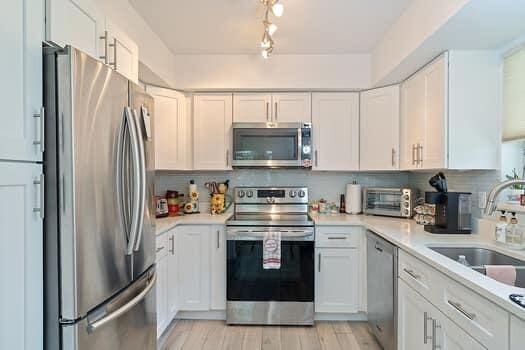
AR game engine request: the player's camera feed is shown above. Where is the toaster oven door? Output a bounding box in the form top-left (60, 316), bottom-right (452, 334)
top-left (365, 189), bottom-right (404, 217)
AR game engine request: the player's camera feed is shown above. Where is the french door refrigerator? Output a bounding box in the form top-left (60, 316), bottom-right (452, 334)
top-left (44, 46), bottom-right (156, 350)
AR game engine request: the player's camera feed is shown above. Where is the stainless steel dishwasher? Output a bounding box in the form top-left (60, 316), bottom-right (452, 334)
top-left (367, 230), bottom-right (398, 350)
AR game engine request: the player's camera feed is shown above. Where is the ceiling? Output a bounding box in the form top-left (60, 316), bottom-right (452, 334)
top-left (129, 0), bottom-right (413, 55)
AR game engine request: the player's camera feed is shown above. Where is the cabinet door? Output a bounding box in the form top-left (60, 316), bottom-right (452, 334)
top-left (210, 226), bottom-right (226, 310)
top-left (193, 94), bottom-right (233, 170)
top-left (105, 19), bottom-right (139, 83)
top-left (166, 232), bottom-right (178, 319)
top-left (272, 93), bottom-right (311, 123)
top-left (233, 93), bottom-right (271, 123)
top-left (156, 254), bottom-right (168, 338)
top-left (360, 86), bottom-right (400, 170)
top-left (398, 280), bottom-right (432, 350)
top-left (311, 93), bottom-right (359, 171)
top-left (400, 72), bottom-right (425, 170)
top-left (46, 0), bottom-right (104, 59)
top-left (315, 248), bottom-right (360, 313)
top-left (422, 54), bottom-right (448, 169)
top-left (510, 316), bottom-right (525, 350)
top-left (1, 0), bottom-right (44, 162)
top-left (176, 226), bottom-right (210, 311)
top-left (147, 86), bottom-right (189, 170)
top-left (0, 162), bottom-right (43, 350)
top-left (435, 315), bottom-right (486, 350)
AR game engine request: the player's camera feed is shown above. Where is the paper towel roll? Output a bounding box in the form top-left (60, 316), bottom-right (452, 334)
top-left (345, 184), bottom-right (362, 214)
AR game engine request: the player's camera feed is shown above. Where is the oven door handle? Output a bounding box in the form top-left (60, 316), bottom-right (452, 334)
top-left (227, 229), bottom-right (314, 241)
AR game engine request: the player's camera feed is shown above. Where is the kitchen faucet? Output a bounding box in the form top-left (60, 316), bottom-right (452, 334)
top-left (483, 179), bottom-right (525, 216)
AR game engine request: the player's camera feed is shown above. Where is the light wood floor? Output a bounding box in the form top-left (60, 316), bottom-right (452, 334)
top-left (158, 320), bottom-right (382, 350)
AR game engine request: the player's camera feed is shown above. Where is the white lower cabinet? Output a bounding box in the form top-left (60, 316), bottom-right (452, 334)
top-left (510, 316), bottom-right (525, 349)
top-left (210, 226), bottom-right (227, 310)
top-left (398, 279), bottom-right (484, 350)
top-left (0, 162), bottom-right (43, 350)
top-left (166, 232), bottom-right (178, 319)
top-left (176, 226), bottom-right (211, 311)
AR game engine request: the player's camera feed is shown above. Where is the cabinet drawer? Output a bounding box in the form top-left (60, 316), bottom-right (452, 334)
top-left (316, 226), bottom-right (363, 248)
top-left (439, 274), bottom-right (509, 349)
top-left (398, 250), bottom-right (436, 298)
top-left (156, 233), bottom-right (168, 261)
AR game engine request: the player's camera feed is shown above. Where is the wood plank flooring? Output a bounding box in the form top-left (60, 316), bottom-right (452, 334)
top-left (158, 320), bottom-right (382, 350)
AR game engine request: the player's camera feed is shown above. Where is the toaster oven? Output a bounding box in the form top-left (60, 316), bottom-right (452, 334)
top-left (363, 188), bottom-right (415, 218)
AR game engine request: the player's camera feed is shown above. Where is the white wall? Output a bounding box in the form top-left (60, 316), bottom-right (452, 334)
top-left (171, 54), bottom-right (371, 90)
top-left (93, 0), bottom-right (178, 87)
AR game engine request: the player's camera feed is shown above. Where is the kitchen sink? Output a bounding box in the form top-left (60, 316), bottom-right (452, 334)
top-left (427, 246), bottom-right (525, 288)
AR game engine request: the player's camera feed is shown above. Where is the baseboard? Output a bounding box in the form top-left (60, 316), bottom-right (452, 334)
top-left (174, 310), bottom-right (367, 322)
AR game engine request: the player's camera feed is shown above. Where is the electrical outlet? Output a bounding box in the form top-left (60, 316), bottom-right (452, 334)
top-left (478, 192), bottom-right (487, 209)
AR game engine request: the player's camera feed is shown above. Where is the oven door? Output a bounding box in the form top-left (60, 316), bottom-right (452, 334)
top-left (226, 227), bottom-right (314, 302)
top-left (232, 123), bottom-right (308, 168)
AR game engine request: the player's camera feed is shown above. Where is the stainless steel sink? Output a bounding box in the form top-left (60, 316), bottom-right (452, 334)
top-left (428, 246), bottom-right (525, 287)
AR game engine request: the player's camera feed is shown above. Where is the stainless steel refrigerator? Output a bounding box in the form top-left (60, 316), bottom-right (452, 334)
top-left (44, 46), bottom-right (156, 350)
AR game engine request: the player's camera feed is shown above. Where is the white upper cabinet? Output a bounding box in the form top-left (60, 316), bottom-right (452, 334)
top-left (1, 0), bottom-right (44, 162)
top-left (103, 19), bottom-right (139, 83)
top-left (46, 0), bottom-right (104, 59)
top-left (0, 162), bottom-right (43, 350)
top-left (312, 93), bottom-right (359, 171)
top-left (233, 93), bottom-right (272, 123)
top-left (400, 51), bottom-right (500, 170)
top-left (147, 86), bottom-right (191, 170)
top-left (360, 85), bottom-right (400, 170)
top-left (233, 93), bottom-right (311, 123)
top-left (272, 93), bottom-right (311, 123)
top-left (193, 94), bottom-right (233, 170)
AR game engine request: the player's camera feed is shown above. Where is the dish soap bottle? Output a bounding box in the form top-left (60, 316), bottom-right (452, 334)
top-left (495, 211), bottom-right (508, 243)
top-left (506, 213), bottom-right (523, 249)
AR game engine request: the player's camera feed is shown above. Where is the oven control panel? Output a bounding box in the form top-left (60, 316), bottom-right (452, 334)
top-left (235, 187), bottom-right (308, 204)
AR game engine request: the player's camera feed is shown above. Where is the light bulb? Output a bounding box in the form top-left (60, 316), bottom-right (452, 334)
top-left (268, 23), bottom-right (278, 35)
top-left (271, 2), bottom-right (284, 17)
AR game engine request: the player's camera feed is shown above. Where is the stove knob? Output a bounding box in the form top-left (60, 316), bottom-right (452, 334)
top-left (246, 190), bottom-right (253, 198)
top-left (289, 190), bottom-right (297, 198)
top-left (238, 190), bottom-right (245, 198)
top-left (298, 190), bottom-right (306, 198)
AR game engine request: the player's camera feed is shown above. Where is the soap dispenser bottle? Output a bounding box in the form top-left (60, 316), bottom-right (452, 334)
top-left (495, 211), bottom-right (508, 243)
top-left (506, 212), bottom-right (523, 249)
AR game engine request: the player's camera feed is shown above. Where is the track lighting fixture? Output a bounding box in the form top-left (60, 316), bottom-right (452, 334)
top-left (259, 0), bottom-right (283, 58)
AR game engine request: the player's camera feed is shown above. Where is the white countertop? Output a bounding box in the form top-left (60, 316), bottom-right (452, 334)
top-left (311, 212), bottom-right (525, 320)
top-left (155, 210), bottom-right (525, 319)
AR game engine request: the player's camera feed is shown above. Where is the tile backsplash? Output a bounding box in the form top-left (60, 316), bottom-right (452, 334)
top-left (156, 170), bottom-right (409, 205)
top-left (156, 169), bottom-right (504, 218)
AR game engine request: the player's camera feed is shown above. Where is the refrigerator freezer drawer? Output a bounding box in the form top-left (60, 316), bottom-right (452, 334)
top-left (62, 267), bottom-right (157, 350)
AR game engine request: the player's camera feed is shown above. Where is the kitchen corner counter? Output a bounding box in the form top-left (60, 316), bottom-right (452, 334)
top-left (155, 211), bottom-right (232, 235)
top-left (311, 212), bottom-right (525, 320)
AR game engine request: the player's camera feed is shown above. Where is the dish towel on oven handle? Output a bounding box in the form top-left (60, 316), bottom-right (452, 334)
top-left (263, 231), bottom-right (281, 269)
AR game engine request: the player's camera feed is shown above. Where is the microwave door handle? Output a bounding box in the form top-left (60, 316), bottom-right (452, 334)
top-left (297, 127), bottom-right (302, 163)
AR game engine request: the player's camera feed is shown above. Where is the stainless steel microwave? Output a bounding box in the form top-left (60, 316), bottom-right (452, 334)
top-left (232, 122), bottom-right (312, 168)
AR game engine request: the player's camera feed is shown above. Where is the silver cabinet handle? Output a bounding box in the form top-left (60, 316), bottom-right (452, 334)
top-left (432, 319), bottom-right (441, 350)
top-left (266, 102), bottom-right (270, 121)
top-left (412, 144), bottom-right (417, 165)
top-left (99, 31), bottom-right (109, 64)
top-left (274, 102), bottom-right (278, 121)
top-left (328, 236), bottom-right (347, 240)
top-left (447, 300), bottom-right (476, 320)
top-left (169, 235), bottom-right (174, 254)
top-left (33, 107), bottom-right (45, 153)
top-left (314, 150), bottom-right (318, 167)
top-left (391, 148), bottom-right (396, 167)
top-left (423, 312), bottom-right (432, 344)
top-left (156, 246), bottom-right (164, 253)
top-left (226, 149), bottom-right (230, 167)
top-left (108, 37), bottom-right (117, 70)
top-left (318, 253), bottom-right (321, 272)
top-left (403, 268), bottom-right (421, 280)
top-left (217, 230), bottom-right (220, 249)
top-left (33, 174), bottom-right (45, 219)
top-left (417, 144), bottom-right (423, 167)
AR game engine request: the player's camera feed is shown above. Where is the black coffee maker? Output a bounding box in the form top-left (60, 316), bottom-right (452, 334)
top-left (424, 173), bottom-right (472, 234)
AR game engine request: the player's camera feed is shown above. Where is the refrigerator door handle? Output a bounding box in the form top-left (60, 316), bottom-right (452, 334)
top-left (125, 107), bottom-right (141, 255)
top-left (132, 108), bottom-right (147, 252)
top-left (86, 271), bottom-right (156, 333)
